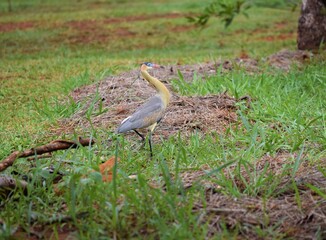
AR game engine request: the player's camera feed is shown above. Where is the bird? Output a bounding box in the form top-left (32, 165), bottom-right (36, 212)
top-left (116, 62), bottom-right (171, 157)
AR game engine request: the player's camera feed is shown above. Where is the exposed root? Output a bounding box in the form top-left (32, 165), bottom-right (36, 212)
top-left (0, 137), bottom-right (95, 172)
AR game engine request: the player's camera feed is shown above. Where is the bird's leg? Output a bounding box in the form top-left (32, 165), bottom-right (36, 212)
top-left (148, 131), bottom-right (153, 159)
top-left (133, 130), bottom-right (145, 141)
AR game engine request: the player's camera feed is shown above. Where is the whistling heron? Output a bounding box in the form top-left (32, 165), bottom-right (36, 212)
top-left (116, 62), bottom-right (170, 157)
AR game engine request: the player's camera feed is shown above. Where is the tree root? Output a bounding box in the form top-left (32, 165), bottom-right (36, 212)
top-left (0, 137), bottom-right (95, 172)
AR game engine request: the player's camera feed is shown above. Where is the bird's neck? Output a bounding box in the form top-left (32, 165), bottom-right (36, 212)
top-left (141, 70), bottom-right (170, 107)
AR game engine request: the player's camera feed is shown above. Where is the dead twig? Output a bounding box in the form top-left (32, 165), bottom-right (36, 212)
top-left (27, 152), bottom-right (52, 161)
top-left (0, 175), bottom-right (28, 197)
top-left (0, 137), bottom-right (95, 172)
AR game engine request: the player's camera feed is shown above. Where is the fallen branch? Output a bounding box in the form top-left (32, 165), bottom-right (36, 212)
top-left (0, 175), bottom-right (28, 197)
top-left (0, 137), bottom-right (95, 172)
top-left (27, 152), bottom-right (52, 161)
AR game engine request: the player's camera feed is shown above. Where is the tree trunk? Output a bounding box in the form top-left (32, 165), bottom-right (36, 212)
top-left (7, 0), bottom-right (12, 12)
top-left (297, 0), bottom-right (326, 50)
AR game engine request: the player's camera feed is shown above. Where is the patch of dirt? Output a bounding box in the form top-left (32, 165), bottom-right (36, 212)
top-left (178, 153), bottom-right (326, 239)
top-left (224, 151), bottom-right (325, 194)
top-left (58, 61), bottom-right (243, 138)
top-left (57, 49), bottom-right (312, 137)
top-left (60, 20), bottom-right (109, 44)
top-left (64, 19), bottom-right (99, 31)
top-left (258, 32), bottom-right (296, 42)
top-left (102, 12), bottom-right (183, 24)
top-left (238, 50), bottom-right (250, 59)
top-left (274, 20), bottom-right (289, 29)
top-left (250, 27), bottom-right (269, 35)
top-left (170, 24), bottom-right (197, 32)
top-left (57, 13), bottom-right (183, 45)
top-left (115, 27), bottom-right (137, 37)
top-left (13, 224), bottom-right (77, 240)
top-left (0, 21), bottom-right (35, 32)
top-left (235, 23), bottom-right (291, 37)
top-left (267, 49), bottom-right (312, 71)
top-left (59, 22), bottom-right (137, 45)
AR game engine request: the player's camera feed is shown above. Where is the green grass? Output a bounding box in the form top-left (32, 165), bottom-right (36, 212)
top-left (2, 63), bottom-right (325, 238)
top-left (173, 65), bottom-right (325, 154)
top-left (0, 0), bottom-right (299, 156)
top-left (1, 0), bottom-right (325, 239)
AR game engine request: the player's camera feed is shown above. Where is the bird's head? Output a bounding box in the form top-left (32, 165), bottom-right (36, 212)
top-left (140, 62), bottom-right (164, 71)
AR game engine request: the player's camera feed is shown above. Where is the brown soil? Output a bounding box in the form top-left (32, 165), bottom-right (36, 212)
top-left (58, 13), bottom-right (184, 45)
top-left (170, 24), bottom-right (197, 32)
top-left (58, 49), bottom-right (311, 137)
top-left (59, 21), bottom-right (137, 45)
top-left (0, 21), bottom-right (35, 32)
top-left (267, 49), bottom-right (312, 71)
top-left (3, 15), bottom-right (294, 51)
top-left (60, 19), bottom-right (108, 44)
top-left (250, 28), bottom-right (269, 35)
top-left (13, 224), bottom-right (77, 240)
top-left (58, 61), bottom-right (243, 138)
top-left (258, 32), bottom-right (296, 42)
top-left (102, 12), bottom-right (183, 24)
top-left (274, 20), bottom-right (289, 29)
top-left (178, 152), bottom-right (326, 239)
top-left (64, 12), bottom-right (182, 30)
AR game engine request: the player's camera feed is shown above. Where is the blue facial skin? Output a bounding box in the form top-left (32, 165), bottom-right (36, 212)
top-left (143, 62), bottom-right (153, 67)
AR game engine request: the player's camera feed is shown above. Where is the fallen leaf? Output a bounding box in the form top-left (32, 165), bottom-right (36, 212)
top-left (54, 156), bottom-right (119, 196)
top-left (99, 156), bottom-right (119, 182)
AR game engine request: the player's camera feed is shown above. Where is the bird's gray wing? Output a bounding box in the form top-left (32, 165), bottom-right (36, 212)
top-left (117, 95), bottom-right (165, 133)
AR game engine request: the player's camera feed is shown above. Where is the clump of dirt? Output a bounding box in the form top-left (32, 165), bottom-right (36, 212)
top-left (177, 152), bottom-right (326, 239)
top-left (267, 49), bottom-right (312, 71)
